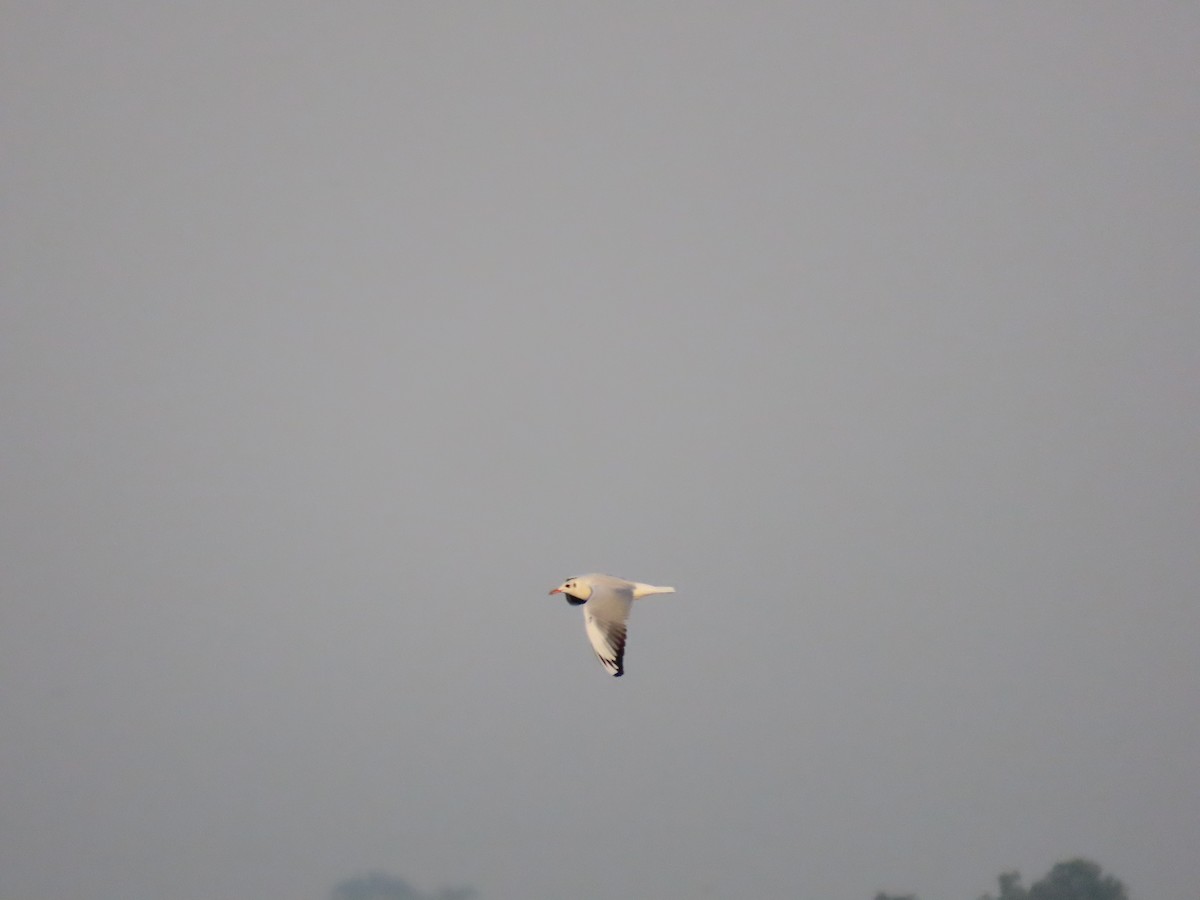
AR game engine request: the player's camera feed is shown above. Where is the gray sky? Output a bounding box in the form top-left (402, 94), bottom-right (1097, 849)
top-left (3, 5), bottom-right (1198, 900)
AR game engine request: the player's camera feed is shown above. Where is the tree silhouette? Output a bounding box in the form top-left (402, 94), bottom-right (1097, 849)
top-left (1029, 859), bottom-right (1127, 900)
top-left (981, 870), bottom-right (1029, 900)
top-left (980, 859), bottom-right (1127, 900)
top-left (330, 871), bottom-right (475, 900)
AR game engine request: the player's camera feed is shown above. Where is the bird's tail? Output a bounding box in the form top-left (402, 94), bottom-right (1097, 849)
top-left (632, 583), bottom-right (676, 599)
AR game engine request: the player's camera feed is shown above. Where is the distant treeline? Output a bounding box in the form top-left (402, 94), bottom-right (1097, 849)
top-left (878, 858), bottom-right (1127, 900)
top-left (331, 855), bottom-right (1125, 900)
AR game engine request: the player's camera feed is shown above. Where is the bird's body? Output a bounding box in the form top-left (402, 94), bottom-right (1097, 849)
top-left (549, 573), bottom-right (676, 676)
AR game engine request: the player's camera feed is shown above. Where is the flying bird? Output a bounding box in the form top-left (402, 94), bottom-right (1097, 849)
top-left (549, 573), bottom-right (676, 677)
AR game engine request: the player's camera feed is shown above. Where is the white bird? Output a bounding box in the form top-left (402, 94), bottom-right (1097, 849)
top-left (548, 573), bottom-right (676, 677)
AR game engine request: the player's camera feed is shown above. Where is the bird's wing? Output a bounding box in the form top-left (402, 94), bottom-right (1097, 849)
top-left (583, 588), bottom-right (633, 677)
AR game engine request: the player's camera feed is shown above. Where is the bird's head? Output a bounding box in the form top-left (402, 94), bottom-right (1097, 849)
top-left (549, 576), bottom-right (592, 603)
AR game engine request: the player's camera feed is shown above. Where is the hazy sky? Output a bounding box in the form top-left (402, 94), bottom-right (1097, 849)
top-left (3, 5), bottom-right (1198, 900)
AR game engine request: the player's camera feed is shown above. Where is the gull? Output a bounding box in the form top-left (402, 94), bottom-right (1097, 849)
top-left (549, 573), bottom-right (676, 677)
